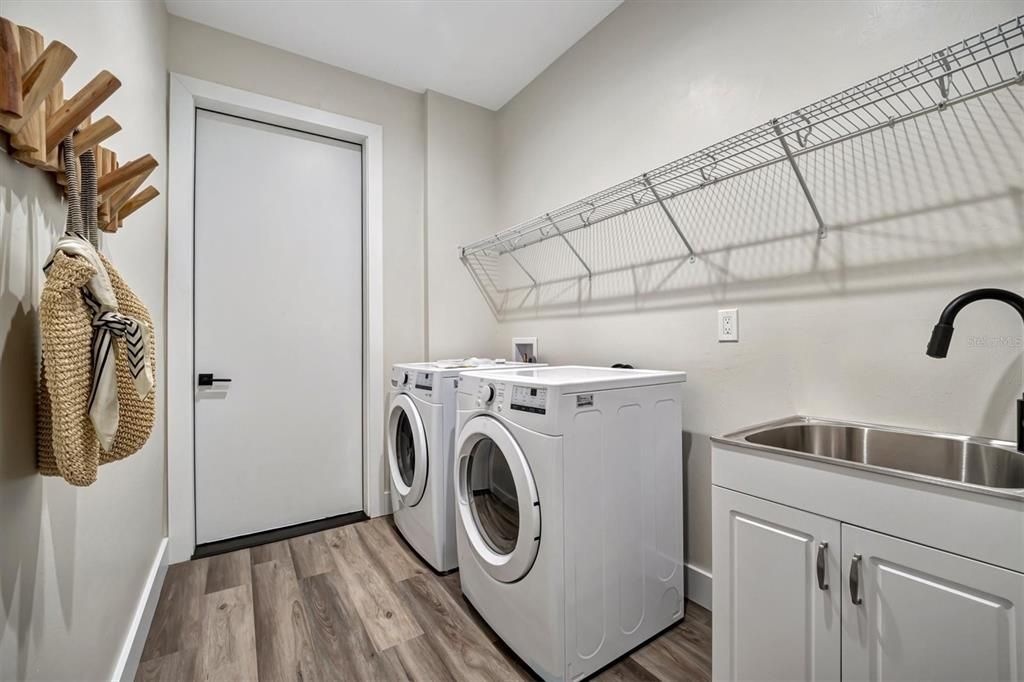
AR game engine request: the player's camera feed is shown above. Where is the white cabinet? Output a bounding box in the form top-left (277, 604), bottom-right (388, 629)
top-left (842, 525), bottom-right (1024, 682)
top-left (712, 487), bottom-right (1024, 682)
top-left (712, 487), bottom-right (840, 681)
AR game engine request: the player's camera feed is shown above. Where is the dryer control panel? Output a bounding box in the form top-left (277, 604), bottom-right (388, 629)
top-left (510, 385), bottom-right (547, 414)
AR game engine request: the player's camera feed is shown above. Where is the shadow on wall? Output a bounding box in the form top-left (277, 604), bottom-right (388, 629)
top-left (0, 163), bottom-right (79, 680)
top-left (466, 88), bottom-right (1024, 320)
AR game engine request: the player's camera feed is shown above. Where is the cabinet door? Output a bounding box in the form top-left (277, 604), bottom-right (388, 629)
top-left (842, 524), bottom-right (1024, 681)
top-left (712, 487), bottom-right (841, 681)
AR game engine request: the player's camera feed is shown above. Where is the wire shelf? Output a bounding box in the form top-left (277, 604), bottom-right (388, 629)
top-left (460, 16), bottom-right (1024, 313)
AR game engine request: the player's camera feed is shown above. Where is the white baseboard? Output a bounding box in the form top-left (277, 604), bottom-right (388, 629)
top-left (112, 537), bottom-right (169, 682)
top-left (685, 563), bottom-right (712, 611)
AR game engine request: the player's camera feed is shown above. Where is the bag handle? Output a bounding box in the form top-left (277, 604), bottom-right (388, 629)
top-left (59, 133), bottom-right (99, 247)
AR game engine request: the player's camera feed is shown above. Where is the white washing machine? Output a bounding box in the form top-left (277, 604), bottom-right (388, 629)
top-left (387, 359), bottom-right (542, 573)
top-left (453, 366), bottom-right (687, 681)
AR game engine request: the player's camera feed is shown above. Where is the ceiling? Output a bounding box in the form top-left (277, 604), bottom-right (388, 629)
top-left (164, 0), bottom-right (621, 110)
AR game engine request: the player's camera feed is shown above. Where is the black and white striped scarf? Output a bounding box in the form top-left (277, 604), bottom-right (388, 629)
top-left (82, 287), bottom-right (151, 411)
top-left (43, 236), bottom-right (155, 450)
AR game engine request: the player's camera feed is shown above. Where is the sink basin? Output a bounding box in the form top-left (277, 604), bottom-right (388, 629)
top-left (714, 416), bottom-right (1024, 500)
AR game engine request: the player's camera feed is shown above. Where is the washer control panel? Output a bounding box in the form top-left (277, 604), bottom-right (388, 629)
top-left (510, 385), bottom-right (548, 414)
top-left (415, 372), bottom-right (433, 390)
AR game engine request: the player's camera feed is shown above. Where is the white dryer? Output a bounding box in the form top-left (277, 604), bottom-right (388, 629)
top-left (453, 366), bottom-right (687, 681)
top-left (387, 359), bottom-right (541, 573)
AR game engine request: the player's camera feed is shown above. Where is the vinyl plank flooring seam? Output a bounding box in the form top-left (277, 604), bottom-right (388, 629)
top-left (435, 570), bottom-right (501, 643)
top-left (387, 633), bottom-right (452, 681)
top-left (251, 553), bottom-right (321, 682)
top-left (288, 532), bottom-right (336, 580)
top-left (630, 619), bottom-right (711, 682)
top-left (323, 525), bottom-right (424, 653)
top-left (139, 559), bottom-right (208, 663)
top-left (205, 548), bottom-right (252, 595)
top-left (356, 516), bottom-right (431, 583)
top-left (397, 573), bottom-right (529, 681)
top-left (194, 583), bottom-right (259, 680)
top-left (594, 656), bottom-right (661, 682)
top-left (135, 650), bottom-right (198, 682)
top-left (298, 571), bottom-right (409, 680)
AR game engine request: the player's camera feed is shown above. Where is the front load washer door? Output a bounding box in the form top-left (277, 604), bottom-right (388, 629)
top-left (388, 394), bottom-right (428, 507)
top-left (455, 416), bottom-right (541, 583)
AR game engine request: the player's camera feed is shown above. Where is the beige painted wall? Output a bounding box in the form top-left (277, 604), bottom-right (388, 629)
top-left (0, 2), bottom-right (168, 680)
top-left (492, 0), bottom-right (1024, 572)
top-left (424, 90), bottom-right (499, 359)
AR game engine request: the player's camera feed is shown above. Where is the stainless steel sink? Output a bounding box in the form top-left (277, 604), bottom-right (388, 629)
top-left (713, 416), bottom-right (1024, 500)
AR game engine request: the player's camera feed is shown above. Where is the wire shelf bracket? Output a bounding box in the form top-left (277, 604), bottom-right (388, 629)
top-left (642, 173), bottom-right (698, 262)
top-left (771, 118), bottom-right (828, 239)
top-left (508, 251), bottom-right (537, 286)
top-left (547, 212), bottom-right (592, 278)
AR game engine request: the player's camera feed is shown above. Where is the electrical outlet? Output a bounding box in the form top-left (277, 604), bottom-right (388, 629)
top-left (718, 309), bottom-right (738, 342)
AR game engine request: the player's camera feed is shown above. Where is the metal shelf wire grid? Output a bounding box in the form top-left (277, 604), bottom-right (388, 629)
top-left (460, 16), bottom-right (1024, 313)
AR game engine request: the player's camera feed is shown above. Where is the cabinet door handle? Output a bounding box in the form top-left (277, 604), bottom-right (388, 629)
top-left (849, 553), bottom-right (863, 605)
top-left (816, 542), bottom-right (829, 591)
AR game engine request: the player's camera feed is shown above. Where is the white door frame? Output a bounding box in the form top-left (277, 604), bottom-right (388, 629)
top-left (167, 73), bottom-right (385, 563)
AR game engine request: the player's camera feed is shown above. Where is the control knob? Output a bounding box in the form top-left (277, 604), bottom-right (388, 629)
top-left (484, 383), bottom-right (496, 404)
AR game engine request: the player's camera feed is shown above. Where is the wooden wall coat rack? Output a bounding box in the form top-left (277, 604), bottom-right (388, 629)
top-left (0, 16), bottom-right (159, 232)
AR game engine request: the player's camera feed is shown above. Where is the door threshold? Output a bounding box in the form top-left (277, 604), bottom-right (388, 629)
top-left (192, 510), bottom-right (368, 560)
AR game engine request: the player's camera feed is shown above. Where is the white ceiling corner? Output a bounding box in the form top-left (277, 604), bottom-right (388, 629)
top-left (164, 0), bottom-right (622, 110)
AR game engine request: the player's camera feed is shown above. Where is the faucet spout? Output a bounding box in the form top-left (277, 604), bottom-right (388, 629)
top-left (926, 288), bottom-right (1024, 358)
top-left (926, 288), bottom-right (1024, 453)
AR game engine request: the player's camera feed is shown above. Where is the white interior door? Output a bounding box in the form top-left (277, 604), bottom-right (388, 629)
top-left (194, 109), bottom-right (363, 544)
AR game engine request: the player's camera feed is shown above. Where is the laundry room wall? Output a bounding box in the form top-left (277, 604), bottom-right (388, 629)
top-left (0, 1), bottom-right (168, 680)
top-left (424, 90), bottom-right (500, 359)
top-left (489, 0), bottom-right (1024, 577)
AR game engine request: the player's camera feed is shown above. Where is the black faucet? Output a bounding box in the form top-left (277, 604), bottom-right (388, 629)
top-left (926, 288), bottom-right (1024, 452)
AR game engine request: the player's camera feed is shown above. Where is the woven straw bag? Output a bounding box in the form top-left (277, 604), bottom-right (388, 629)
top-left (37, 251), bottom-right (101, 485)
top-left (37, 136), bottom-right (157, 484)
top-left (36, 254), bottom-right (158, 483)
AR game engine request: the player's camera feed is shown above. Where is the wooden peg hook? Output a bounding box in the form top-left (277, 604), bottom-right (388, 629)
top-left (108, 163), bottom-right (154, 214)
top-left (97, 153), bottom-right (156, 196)
top-left (118, 186), bottom-right (159, 220)
top-left (45, 69), bottom-right (120, 153)
top-left (10, 26), bottom-right (45, 162)
top-left (0, 39), bottom-right (76, 134)
top-left (73, 115), bottom-right (121, 154)
top-left (0, 18), bottom-right (21, 119)
top-left (102, 185), bottom-right (158, 231)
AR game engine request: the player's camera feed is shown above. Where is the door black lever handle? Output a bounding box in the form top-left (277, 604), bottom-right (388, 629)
top-left (198, 373), bottom-right (232, 387)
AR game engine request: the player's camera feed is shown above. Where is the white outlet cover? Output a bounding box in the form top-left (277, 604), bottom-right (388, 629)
top-left (718, 308), bottom-right (738, 342)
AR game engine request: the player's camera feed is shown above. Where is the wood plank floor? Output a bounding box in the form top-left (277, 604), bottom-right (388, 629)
top-left (138, 516), bottom-right (711, 681)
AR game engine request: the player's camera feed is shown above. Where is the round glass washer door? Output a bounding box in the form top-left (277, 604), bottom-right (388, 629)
top-left (455, 416), bottom-right (540, 583)
top-left (387, 394), bottom-right (428, 507)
